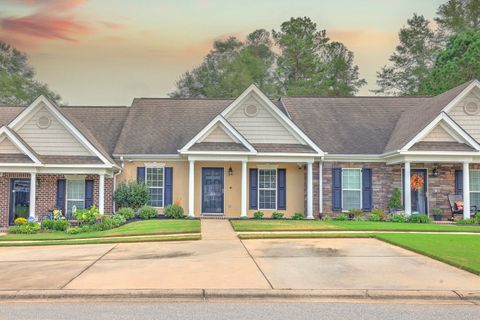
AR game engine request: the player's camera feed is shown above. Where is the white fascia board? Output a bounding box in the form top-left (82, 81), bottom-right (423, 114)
top-left (249, 155), bottom-right (315, 163)
top-left (0, 163), bottom-right (40, 168)
top-left (0, 127), bottom-right (41, 164)
top-left (386, 154), bottom-right (479, 165)
top-left (113, 154), bottom-right (182, 160)
top-left (182, 151), bottom-right (255, 156)
top-left (179, 115), bottom-right (256, 153)
top-left (255, 152), bottom-right (322, 157)
top-left (220, 84), bottom-right (325, 155)
top-left (324, 154), bottom-right (386, 162)
top-left (8, 95), bottom-right (113, 166)
top-left (37, 167), bottom-right (110, 175)
top-left (0, 167), bottom-right (38, 173)
top-left (442, 80), bottom-right (480, 113)
top-left (188, 154), bottom-right (249, 162)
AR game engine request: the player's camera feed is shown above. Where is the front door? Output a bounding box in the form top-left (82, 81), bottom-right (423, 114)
top-left (403, 169), bottom-right (428, 214)
top-left (202, 168), bottom-right (224, 214)
top-left (9, 179), bottom-right (30, 224)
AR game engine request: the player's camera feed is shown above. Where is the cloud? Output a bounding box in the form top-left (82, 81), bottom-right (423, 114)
top-left (9, 0), bottom-right (87, 10)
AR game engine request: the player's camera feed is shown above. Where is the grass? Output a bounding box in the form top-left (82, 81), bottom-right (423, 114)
top-left (238, 232), bottom-right (373, 239)
top-left (231, 219), bottom-right (480, 232)
top-left (0, 219), bottom-right (201, 241)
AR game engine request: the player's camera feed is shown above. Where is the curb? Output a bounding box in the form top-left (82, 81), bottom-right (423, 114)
top-left (0, 289), bottom-right (479, 303)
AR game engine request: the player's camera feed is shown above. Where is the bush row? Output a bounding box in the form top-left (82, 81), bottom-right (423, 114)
top-left (251, 211), bottom-right (305, 220)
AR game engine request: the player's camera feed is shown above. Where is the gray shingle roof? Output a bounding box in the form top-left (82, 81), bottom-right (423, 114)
top-left (253, 143), bottom-right (316, 153)
top-left (190, 142), bottom-right (249, 152)
top-left (410, 141), bottom-right (475, 152)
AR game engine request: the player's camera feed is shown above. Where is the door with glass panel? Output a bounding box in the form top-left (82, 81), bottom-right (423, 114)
top-left (66, 179), bottom-right (85, 219)
top-left (9, 179), bottom-right (30, 224)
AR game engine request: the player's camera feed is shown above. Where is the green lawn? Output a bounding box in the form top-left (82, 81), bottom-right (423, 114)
top-left (0, 219), bottom-right (201, 241)
top-left (231, 220), bottom-right (480, 232)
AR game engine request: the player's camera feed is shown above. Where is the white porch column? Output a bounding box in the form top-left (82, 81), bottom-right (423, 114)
top-left (99, 174), bottom-right (105, 214)
top-left (241, 160), bottom-right (247, 218)
top-left (188, 160), bottom-right (195, 217)
top-left (29, 172), bottom-right (36, 219)
top-left (404, 161), bottom-right (411, 216)
top-left (319, 161), bottom-right (323, 214)
top-left (463, 162), bottom-right (471, 219)
top-left (307, 162), bottom-right (314, 219)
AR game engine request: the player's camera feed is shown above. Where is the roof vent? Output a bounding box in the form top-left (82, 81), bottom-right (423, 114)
top-left (464, 101), bottom-right (479, 116)
top-left (244, 104), bottom-right (258, 117)
top-left (36, 115), bottom-right (52, 129)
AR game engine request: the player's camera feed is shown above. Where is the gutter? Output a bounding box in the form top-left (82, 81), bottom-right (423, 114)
top-left (112, 156), bottom-right (125, 211)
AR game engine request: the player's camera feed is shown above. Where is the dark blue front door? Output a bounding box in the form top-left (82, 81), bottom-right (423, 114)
top-left (202, 168), bottom-right (224, 214)
top-left (9, 179), bottom-right (30, 225)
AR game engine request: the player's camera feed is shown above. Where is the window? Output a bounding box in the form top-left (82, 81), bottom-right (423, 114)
top-left (259, 169), bottom-right (277, 210)
top-left (146, 167), bottom-right (164, 208)
top-left (470, 171), bottom-right (480, 209)
top-left (66, 179), bottom-right (85, 217)
top-left (342, 169), bottom-right (362, 210)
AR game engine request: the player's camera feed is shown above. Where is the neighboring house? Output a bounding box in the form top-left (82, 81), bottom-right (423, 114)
top-left (1, 80), bottom-right (480, 227)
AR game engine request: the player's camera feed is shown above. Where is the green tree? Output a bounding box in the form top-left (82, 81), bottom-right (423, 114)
top-left (0, 41), bottom-right (60, 105)
top-left (374, 14), bottom-right (439, 96)
top-left (435, 0), bottom-right (480, 36)
top-left (419, 30), bottom-right (480, 95)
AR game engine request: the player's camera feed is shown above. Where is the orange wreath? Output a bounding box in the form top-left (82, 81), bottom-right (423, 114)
top-left (410, 174), bottom-right (424, 191)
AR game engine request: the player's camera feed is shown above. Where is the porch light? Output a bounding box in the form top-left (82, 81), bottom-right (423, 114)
top-left (228, 166), bottom-right (233, 176)
top-left (432, 167), bottom-right (439, 177)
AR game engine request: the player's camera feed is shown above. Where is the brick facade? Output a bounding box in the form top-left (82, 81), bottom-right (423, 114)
top-left (0, 173), bottom-right (114, 227)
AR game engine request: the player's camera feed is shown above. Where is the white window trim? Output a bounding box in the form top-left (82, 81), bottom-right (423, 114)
top-left (65, 179), bottom-right (86, 215)
top-left (145, 166), bottom-right (165, 208)
top-left (470, 169), bottom-right (480, 205)
top-left (341, 168), bottom-right (362, 211)
top-left (258, 168), bottom-right (277, 210)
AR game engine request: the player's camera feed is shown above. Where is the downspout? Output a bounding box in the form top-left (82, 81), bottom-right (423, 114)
top-left (112, 156), bottom-right (125, 212)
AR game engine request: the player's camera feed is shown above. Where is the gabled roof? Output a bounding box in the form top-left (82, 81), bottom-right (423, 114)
top-left (0, 126), bottom-right (41, 164)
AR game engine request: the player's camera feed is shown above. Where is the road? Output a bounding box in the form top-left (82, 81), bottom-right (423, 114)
top-left (0, 301), bottom-right (479, 320)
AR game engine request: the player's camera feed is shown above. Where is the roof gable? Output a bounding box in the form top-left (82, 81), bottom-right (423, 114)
top-left (0, 126), bottom-right (41, 164)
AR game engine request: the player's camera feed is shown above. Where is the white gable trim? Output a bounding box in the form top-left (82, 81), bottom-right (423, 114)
top-left (7, 95), bottom-right (113, 166)
top-left (402, 113), bottom-right (480, 151)
top-left (179, 115), bottom-right (256, 153)
top-left (442, 80), bottom-right (480, 114)
top-left (0, 127), bottom-right (41, 164)
top-left (220, 84), bottom-right (324, 155)
top-left (197, 122), bottom-right (240, 143)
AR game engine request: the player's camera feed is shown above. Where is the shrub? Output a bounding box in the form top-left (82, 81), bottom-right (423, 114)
top-left (292, 212), bottom-right (304, 220)
top-left (164, 204), bottom-right (185, 219)
top-left (253, 211), bottom-right (264, 219)
top-left (271, 212), bottom-right (284, 219)
top-left (41, 219), bottom-right (70, 231)
top-left (66, 227), bottom-right (81, 234)
top-left (116, 207), bottom-right (135, 220)
top-left (114, 181), bottom-right (149, 210)
top-left (8, 222), bottom-right (40, 234)
top-left (14, 217), bottom-right (27, 226)
top-left (371, 209), bottom-right (385, 220)
top-left (322, 214), bottom-right (332, 221)
top-left (388, 188), bottom-right (402, 211)
top-left (368, 214), bottom-right (381, 222)
top-left (137, 206), bottom-right (158, 219)
top-left (389, 214), bottom-right (406, 223)
top-left (111, 214), bottom-right (127, 227)
top-left (455, 218), bottom-right (475, 225)
top-left (74, 205), bottom-right (100, 225)
top-left (349, 209), bottom-right (365, 221)
top-left (334, 214), bottom-right (348, 221)
top-left (408, 214), bottom-right (431, 224)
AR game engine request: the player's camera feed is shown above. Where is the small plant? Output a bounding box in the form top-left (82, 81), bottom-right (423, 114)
top-left (253, 211), bottom-right (264, 219)
top-left (41, 219), bottom-right (70, 231)
top-left (114, 181), bottom-right (149, 210)
top-left (14, 217), bottom-right (27, 226)
top-left (371, 209), bottom-right (385, 221)
top-left (271, 212), bottom-right (284, 219)
top-left (164, 204), bottom-right (185, 219)
top-left (388, 188), bottom-right (402, 212)
top-left (74, 205), bottom-right (100, 225)
top-left (408, 214), bottom-right (432, 224)
top-left (111, 214), bottom-right (127, 227)
top-left (66, 227), bottom-right (81, 234)
top-left (334, 214), bottom-right (348, 221)
top-left (137, 205), bottom-right (158, 219)
top-left (116, 207), bottom-right (135, 220)
top-left (389, 213), bottom-right (406, 223)
top-left (432, 208), bottom-right (443, 221)
top-left (322, 214), bottom-right (332, 221)
top-left (455, 218), bottom-right (476, 225)
top-left (348, 209), bottom-right (364, 221)
top-left (8, 222), bottom-right (40, 234)
top-left (368, 214), bottom-right (381, 222)
top-left (292, 212), bottom-right (304, 220)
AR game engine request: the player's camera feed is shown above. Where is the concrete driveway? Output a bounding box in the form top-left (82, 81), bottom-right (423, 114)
top-left (0, 220), bottom-right (479, 291)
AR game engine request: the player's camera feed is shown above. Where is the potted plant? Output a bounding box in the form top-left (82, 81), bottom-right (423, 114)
top-left (432, 208), bottom-right (443, 222)
top-left (388, 188), bottom-right (402, 214)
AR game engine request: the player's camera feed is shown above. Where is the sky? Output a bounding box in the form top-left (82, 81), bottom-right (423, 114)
top-left (0, 0), bottom-right (446, 105)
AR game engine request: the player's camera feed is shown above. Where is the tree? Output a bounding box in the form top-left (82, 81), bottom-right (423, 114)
top-left (435, 0), bottom-right (480, 36)
top-left (419, 30), bottom-right (480, 95)
top-left (0, 41), bottom-right (60, 105)
top-left (374, 14), bottom-right (439, 96)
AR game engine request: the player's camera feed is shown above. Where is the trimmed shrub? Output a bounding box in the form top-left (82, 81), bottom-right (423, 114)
top-left (322, 214), bottom-right (332, 221)
top-left (164, 204), bottom-right (185, 219)
top-left (114, 181), bottom-right (149, 210)
top-left (368, 214), bottom-right (381, 222)
top-left (292, 212), bottom-right (304, 220)
top-left (41, 219), bottom-right (70, 231)
top-left (456, 218), bottom-right (476, 225)
top-left (389, 214), bottom-right (406, 223)
top-left (271, 212), bottom-right (284, 219)
top-left (388, 188), bottom-right (402, 211)
top-left (116, 207), bottom-right (135, 220)
top-left (253, 211), bottom-right (264, 219)
top-left (137, 206), bottom-right (158, 219)
top-left (14, 217), bottom-right (27, 226)
top-left (408, 214), bottom-right (431, 224)
top-left (334, 214), bottom-right (348, 221)
top-left (111, 214), bottom-right (127, 227)
top-left (371, 209), bottom-right (385, 221)
top-left (66, 227), bottom-right (81, 234)
top-left (8, 222), bottom-right (40, 234)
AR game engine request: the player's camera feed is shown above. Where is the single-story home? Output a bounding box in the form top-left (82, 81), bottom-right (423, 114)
top-left (1, 80), bottom-right (480, 226)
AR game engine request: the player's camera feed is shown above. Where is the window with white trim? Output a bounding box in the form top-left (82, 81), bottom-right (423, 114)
top-left (259, 169), bottom-right (277, 210)
top-left (470, 170), bottom-right (480, 209)
top-left (66, 179), bottom-right (85, 216)
top-left (342, 169), bottom-right (362, 210)
top-left (146, 167), bottom-right (164, 208)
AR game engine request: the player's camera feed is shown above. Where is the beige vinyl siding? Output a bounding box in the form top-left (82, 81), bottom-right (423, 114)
top-left (16, 105), bottom-right (92, 156)
top-left (421, 125), bottom-right (457, 142)
top-left (201, 125), bottom-right (237, 143)
top-left (0, 137), bottom-right (22, 154)
top-left (448, 90), bottom-right (480, 143)
top-left (227, 96), bottom-right (302, 144)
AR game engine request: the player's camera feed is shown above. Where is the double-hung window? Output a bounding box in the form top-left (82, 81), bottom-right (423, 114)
top-left (470, 170), bottom-right (480, 209)
top-left (259, 169), bottom-right (277, 210)
top-left (146, 167), bottom-right (164, 208)
top-left (342, 169), bottom-right (362, 210)
top-left (66, 179), bottom-right (85, 217)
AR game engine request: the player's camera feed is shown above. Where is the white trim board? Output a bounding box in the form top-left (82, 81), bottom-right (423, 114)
top-left (441, 80), bottom-right (480, 114)
top-left (0, 126), bottom-right (41, 164)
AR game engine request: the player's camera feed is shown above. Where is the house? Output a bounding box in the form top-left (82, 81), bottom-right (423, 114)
top-left (1, 80), bottom-right (480, 227)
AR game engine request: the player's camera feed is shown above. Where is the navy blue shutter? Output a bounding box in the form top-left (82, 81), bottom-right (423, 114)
top-left (84, 180), bottom-right (94, 209)
top-left (455, 170), bottom-right (463, 195)
top-left (277, 169), bottom-right (286, 210)
top-left (249, 169), bottom-right (258, 210)
top-left (56, 179), bottom-right (66, 213)
top-left (332, 168), bottom-right (342, 211)
top-left (164, 167), bottom-right (173, 206)
top-left (362, 169), bottom-right (372, 211)
top-left (137, 167), bottom-right (145, 184)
